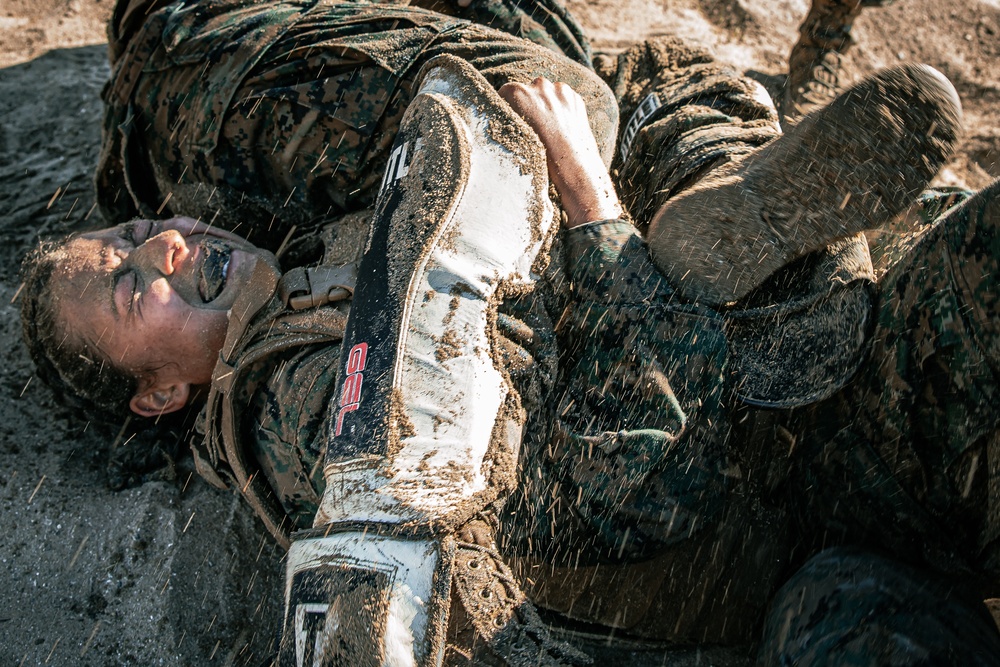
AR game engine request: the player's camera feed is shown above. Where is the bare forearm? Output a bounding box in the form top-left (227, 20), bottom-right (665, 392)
top-left (500, 78), bottom-right (623, 227)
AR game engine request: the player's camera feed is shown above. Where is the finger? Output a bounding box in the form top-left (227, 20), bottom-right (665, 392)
top-left (499, 82), bottom-right (546, 116)
top-left (498, 81), bottom-right (528, 104)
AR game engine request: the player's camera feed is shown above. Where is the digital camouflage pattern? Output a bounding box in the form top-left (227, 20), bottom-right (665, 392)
top-left (443, 0), bottom-right (592, 67)
top-left (546, 221), bottom-right (730, 561)
top-left (501, 221), bottom-right (792, 644)
top-left (243, 342), bottom-right (340, 528)
top-left (786, 181), bottom-right (1000, 586)
top-left (98, 0), bottom-right (465, 250)
top-left (96, 0), bottom-right (615, 252)
top-left (759, 546), bottom-right (1000, 666)
top-left (95, 0), bottom-right (1000, 657)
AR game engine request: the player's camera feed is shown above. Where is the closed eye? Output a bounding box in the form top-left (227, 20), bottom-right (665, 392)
top-left (119, 222), bottom-right (137, 246)
top-left (113, 269), bottom-right (142, 319)
top-left (119, 220), bottom-right (156, 246)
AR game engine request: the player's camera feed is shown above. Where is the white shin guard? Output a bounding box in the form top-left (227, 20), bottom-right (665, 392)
top-left (280, 55), bottom-right (556, 666)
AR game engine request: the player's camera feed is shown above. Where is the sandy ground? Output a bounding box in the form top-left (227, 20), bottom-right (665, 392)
top-left (0, 0), bottom-right (997, 665)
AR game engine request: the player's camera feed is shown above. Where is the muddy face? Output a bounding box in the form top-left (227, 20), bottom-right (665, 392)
top-left (52, 216), bottom-right (276, 385)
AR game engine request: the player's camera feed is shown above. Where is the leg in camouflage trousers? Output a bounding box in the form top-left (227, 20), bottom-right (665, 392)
top-left (99, 0), bottom-right (617, 251)
top-left (759, 547), bottom-right (1000, 666)
top-left (602, 37), bottom-right (781, 233)
top-left (785, 0), bottom-right (899, 122)
top-left (790, 179), bottom-right (1000, 592)
top-left (598, 37), bottom-right (959, 305)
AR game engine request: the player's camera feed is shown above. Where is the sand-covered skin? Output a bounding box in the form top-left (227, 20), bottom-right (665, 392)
top-left (0, 0), bottom-right (997, 665)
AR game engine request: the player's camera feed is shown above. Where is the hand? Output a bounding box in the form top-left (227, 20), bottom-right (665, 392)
top-left (499, 78), bottom-right (623, 228)
top-left (456, 0), bottom-right (472, 7)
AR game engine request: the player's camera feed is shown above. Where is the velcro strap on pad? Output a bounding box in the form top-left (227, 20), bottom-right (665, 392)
top-left (280, 263), bottom-right (359, 311)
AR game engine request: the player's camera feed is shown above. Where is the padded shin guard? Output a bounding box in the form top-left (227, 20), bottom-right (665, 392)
top-left (279, 55), bottom-right (555, 666)
top-left (319, 57), bottom-right (553, 530)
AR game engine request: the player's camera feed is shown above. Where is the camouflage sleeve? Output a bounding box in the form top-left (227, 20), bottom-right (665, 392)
top-left (246, 343), bottom-right (342, 529)
top-left (533, 220), bottom-right (732, 562)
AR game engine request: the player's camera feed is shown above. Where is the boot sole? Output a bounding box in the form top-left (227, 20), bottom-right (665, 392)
top-left (646, 63), bottom-right (963, 305)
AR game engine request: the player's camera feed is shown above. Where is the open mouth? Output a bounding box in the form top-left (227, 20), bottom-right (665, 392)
top-left (198, 239), bottom-right (231, 303)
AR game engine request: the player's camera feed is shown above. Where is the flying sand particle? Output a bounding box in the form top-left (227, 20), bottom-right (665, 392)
top-left (46, 187), bottom-right (62, 210)
top-left (44, 637), bottom-right (60, 664)
top-left (156, 191), bottom-right (173, 215)
top-left (64, 198), bottom-right (78, 219)
top-left (27, 474), bottom-right (45, 503)
top-left (80, 622), bottom-right (101, 657)
top-left (67, 535), bottom-right (89, 570)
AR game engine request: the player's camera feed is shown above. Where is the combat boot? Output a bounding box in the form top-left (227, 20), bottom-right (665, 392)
top-left (646, 63), bottom-right (962, 306)
top-left (784, 0), bottom-right (896, 124)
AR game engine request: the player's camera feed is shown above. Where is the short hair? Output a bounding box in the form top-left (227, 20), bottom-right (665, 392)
top-left (19, 238), bottom-right (138, 418)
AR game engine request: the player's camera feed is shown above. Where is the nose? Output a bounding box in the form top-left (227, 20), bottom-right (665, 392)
top-left (127, 230), bottom-right (189, 276)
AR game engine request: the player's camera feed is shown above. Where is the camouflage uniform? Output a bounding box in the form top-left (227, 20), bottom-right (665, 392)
top-left (95, 0), bottom-right (1000, 660)
top-left (782, 183), bottom-right (1000, 581)
top-left (97, 0), bottom-right (616, 252)
top-left (525, 183), bottom-right (1000, 660)
top-left (759, 546), bottom-right (1000, 666)
top-left (736, 184), bottom-right (1000, 664)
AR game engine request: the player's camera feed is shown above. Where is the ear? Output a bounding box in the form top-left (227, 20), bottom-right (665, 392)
top-left (129, 381), bottom-right (191, 418)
